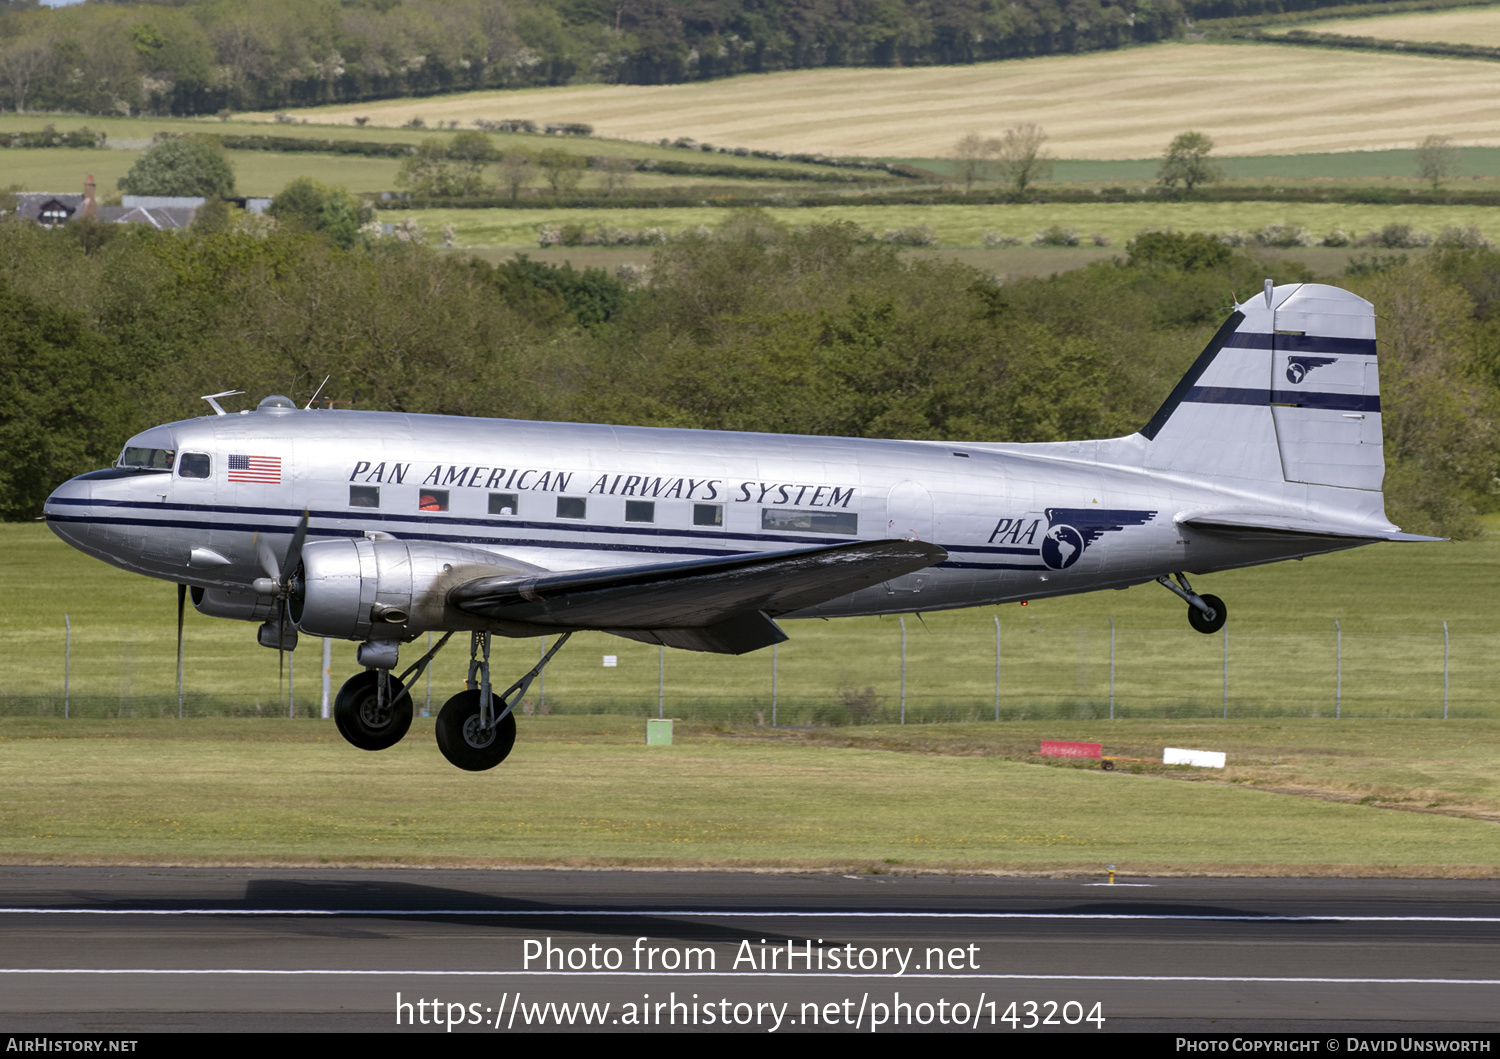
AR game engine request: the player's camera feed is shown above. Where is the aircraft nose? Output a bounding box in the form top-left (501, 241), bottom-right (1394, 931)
top-left (44, 473), bottom-right (95, 548)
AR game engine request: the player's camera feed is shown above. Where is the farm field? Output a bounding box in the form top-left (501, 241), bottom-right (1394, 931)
top-left (414, 201), bottom-right (1500, 250)
top-left (1270, 4), bottom-right (1500, 45)
top-left (0, 715), bottom-right (1495, 871)
top-left (236, 43), bottom-right (1500, 158)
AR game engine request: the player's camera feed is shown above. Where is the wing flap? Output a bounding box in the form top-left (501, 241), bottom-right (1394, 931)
top-left (448, 539), bottom-right (947, 637)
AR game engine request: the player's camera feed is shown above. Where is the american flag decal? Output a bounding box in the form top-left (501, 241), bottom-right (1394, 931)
top-left (227, 454), bottom-right (282, 484)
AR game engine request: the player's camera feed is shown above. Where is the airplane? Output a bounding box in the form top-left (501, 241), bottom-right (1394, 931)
top-left (44, 280), bottom-right (1435, 771)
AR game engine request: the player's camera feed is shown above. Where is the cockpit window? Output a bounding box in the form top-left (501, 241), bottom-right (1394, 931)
top-left (177, 453), bottom-right (211, 479)
top-left (119, 447), bottom-right (174, 471)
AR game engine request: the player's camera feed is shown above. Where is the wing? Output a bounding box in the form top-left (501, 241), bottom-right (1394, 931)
top-left (448, 539), bottom-right (947, 655)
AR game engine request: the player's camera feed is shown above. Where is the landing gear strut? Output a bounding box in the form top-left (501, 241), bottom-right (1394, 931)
top-left (435, 630), bottom-right (573, 771)
top-left (1157, 573), bottom-right (1226, 635)
top-left (332, 632), bottom-right (453, 751)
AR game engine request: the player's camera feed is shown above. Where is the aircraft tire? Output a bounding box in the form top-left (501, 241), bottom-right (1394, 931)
top-left (435, 689), bottom-right (517, 772)
top-left (333, 670), bottom-right (412, 751)
top-left (1187, 594), bottom-right (1227, 635)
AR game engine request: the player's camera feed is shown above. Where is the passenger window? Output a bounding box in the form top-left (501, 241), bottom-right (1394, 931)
top-left (177, 453), bottom-right (211, 479)
top-left (489, 492), bottom-right (519, 515)
top-left (625, 500), bottom-right (655, 523)
top-left (349, 485), bottom-right (379, 508)
top-left (693, 503), bottom-right (723, 527)
top-left (420, 489), bottom-right (449, 512)
top-left (762, 508), bottom-right (858, 535)
top-left (557, 497), bottom-right (586, 520)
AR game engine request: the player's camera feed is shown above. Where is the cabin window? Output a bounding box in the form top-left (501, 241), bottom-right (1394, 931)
top-left (625, 500), bottom-right (655, 523)
top-left (489, 492), bottom-right (519, 516)
top-left (693, 503), bottom-right (723, 527)
top-left (557, 497), bottom-right (586, 520)
top-left (119, 447), bottom-right (174, 471)
top-left (177, 453), bottom-right (211, 479)
top-left (349, 485), bottom-right (379, 508)
top-left (419, 489), bottom-right (449, 512)
top-left (761, 508), bottom-right (858, 535)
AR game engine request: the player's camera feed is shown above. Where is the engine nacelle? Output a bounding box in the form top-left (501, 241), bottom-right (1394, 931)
top-left (292, 538), bottom-right (534, 641)
top-left (194, 586), bottom-right (278, 623)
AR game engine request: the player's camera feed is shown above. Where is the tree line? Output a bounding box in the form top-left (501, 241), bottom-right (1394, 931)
top-left (0, 0), bottom-right (1189, 117)
top-left (0, 212), bottom-right (1494, 537)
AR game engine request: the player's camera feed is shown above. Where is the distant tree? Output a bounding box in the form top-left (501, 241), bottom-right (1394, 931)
top-left (117, 138), bottom-right (236, 198)
top-left (446, 131), bottom-right (498, 196)
top-left (396, 139), bottom-right (459, 198)
top-left (994, 123), bottom-right (1053, 195)
top-left (951, 132), bottom-right (996, 192)
top-left (536, 149), bottom-right (586, 195)
top-left (597, 154), bottom-right (635, 196)
top-left (1417, 134), bottom-right (1459, 190)
top-left (1158, 132), bottom-right (1222, 195)
top-left (267, 177), bottom-right (369, 249)
top-left (498, 149), bottom-right (534, 200)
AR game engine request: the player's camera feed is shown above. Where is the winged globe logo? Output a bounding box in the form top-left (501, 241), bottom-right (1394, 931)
top-left (1285, 356), bottom-right (1338, 384)
top-left (1041, 524), bottom-right (1086, 569)
top-left (1039, 509), bottom-right (1158, 570)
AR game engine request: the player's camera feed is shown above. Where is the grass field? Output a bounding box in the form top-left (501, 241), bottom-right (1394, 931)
top-left (5, 504), bottom-right (1498, 725)
top-left (412, 201), bottom-right (1500, 250)
top-left (0, 716), bottom-right (1494, 871)
top-left (1271, 4), bottom-right (1500, 45)
top-left (235, 43), bottom-right (1500, 158)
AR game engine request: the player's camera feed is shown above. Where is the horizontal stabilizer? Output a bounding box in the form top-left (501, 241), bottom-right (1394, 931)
top-left (448, 539), bottom-right (947, 653)
top-left (1178, 510), bottom-right (1444, 542)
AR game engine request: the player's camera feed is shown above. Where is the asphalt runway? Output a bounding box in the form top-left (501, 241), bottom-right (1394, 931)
top-left (0, 867), bottom-right (1496, 1034)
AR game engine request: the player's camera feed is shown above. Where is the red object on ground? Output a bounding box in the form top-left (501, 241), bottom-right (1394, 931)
top-left (1039, 741), bottom-right (1102, 759)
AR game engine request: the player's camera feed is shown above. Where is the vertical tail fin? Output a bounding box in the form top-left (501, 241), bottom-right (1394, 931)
top-left (1141, 283), bottom-right (1383, 492)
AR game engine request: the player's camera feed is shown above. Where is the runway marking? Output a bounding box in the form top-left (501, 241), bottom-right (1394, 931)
top-left (1, 908), bottom-right (1498, 924)
top-left (1, 969), bottom-right (1498, 985)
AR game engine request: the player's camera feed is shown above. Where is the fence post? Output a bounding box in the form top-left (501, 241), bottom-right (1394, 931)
top-left (1222, 625), bottom-right (1228, 719)
top-left (321, 638), bottom-right (331, 719)
top-left (176, 585), bottom-right (185, 720)
top-left (1108, 617), bottom-right (1116, 720)
top-left (537, 635), bottom-right (545, 714)
top-left (994, 615), bottom-right (1001, 722)
top-left (658, 644), bottom-right (664, 719)
top-left (63, 615), bottom-right (70, 720)
top-left (288, 646), bottom-right (295, 720)
top-left (1335, 619), bottom-right (1342, 719)
top-left (771, 642), bottom-right (778, 728)
top-left (1443, 620), bottom-right (1450, 720)
top-left (899, 616), bottom-right (907, 725)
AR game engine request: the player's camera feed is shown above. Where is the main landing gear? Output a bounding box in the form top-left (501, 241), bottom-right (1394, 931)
top-left (436, 631), bottom-right (573, 771)
top-left (329, 630), bottom-right (574, 772)
top-left (1156, 573), bottom-right (1227, 634)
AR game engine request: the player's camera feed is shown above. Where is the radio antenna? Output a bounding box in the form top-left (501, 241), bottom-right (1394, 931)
top-left (200, 390), bottom-right (245, 416)
top-left (305, 376), bottom-right (331, 410)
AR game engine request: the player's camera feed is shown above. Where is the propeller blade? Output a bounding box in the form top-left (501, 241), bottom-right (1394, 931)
top-left (255, 533), bottom-right (280, 583)
top-left (282, 510), bottom-right (309, 587)
top-left (176, 583), bottom-right (186, 719)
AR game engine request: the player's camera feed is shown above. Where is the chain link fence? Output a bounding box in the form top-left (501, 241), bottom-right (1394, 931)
top-left (3, 614), bottom-right (1493, 723)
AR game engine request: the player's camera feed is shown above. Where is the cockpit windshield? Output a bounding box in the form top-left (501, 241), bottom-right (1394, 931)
top-left (118, 446), bottom-right (175, 471)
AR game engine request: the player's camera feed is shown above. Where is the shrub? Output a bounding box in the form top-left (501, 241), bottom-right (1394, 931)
top-left (982, 231), bottom-right (1023, 248)
top-left (1433, 225), bottom-right (1493, 250)
top-left (117, 137), bottom-right (235, 198)
top-left (1126, 230), bottom-right (1232, 271)
top-left (1253, 223), bottom-right (1313, 248)
top-left (1032, 225), bottom-right (1079, 247)
top-left (1321, 230), bottom-right (1351, 248)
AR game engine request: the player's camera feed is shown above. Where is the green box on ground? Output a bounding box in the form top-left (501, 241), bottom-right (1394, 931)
top-left (646, 719), bottom-right (673, 746)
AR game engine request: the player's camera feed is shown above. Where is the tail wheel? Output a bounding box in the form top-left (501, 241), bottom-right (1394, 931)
top-left (435, 689), bottom-right (517, 772)
top-left (1187, 594), bottom-right (1227, 635)
top-left (333, 670), bottom-right (412, 751)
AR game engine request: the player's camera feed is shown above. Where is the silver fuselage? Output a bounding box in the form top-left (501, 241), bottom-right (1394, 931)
top-left (43, 406), bottom-right (1366, 637)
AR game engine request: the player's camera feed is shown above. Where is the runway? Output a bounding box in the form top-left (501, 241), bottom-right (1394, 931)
top-left (0, 867), bottom-right (1496, 1033)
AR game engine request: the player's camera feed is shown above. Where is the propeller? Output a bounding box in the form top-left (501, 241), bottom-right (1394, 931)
top-left (176, 582), bottom-right (185, 719)
top-left (252, 511), bottom-right (310, 698)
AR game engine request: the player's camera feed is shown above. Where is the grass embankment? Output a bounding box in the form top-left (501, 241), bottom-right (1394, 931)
top-left (236, 43), bottom-right (1500, 158)
top-left (0, 715), bottom-right (1494, 873)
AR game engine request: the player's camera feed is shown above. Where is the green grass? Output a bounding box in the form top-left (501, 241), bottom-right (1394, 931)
top-left (0, 716), bottom-right (1495, 871)
top-left (411, 201), bottom-right (1500, 249)
top-left (4, 512), bottom-right (1498, 723)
